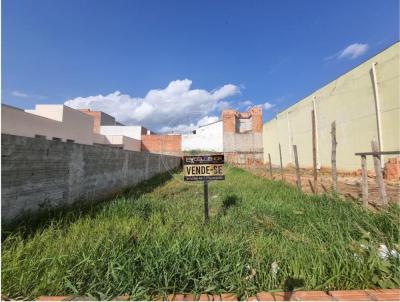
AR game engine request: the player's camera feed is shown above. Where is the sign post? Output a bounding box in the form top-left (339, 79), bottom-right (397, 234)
top-left (183, 155), bottom-right (225, 223)
top-left (203, 180), bottom-right (209, 222)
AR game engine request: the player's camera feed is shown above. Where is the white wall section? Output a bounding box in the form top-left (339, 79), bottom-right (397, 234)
top-left (182, 121), bottom-right (223, 152)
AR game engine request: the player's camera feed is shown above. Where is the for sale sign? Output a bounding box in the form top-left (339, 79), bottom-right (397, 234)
top-left (183, 155), bottom-right (225, 181)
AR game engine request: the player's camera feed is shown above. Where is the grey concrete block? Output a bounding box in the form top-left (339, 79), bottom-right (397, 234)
top-left (1, 134), bottom-right (181, 224)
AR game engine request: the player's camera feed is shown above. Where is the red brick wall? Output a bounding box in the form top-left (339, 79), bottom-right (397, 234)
top-left (141, 135), bottom-right (182, 155)
top-left (221, 107), bottom-right (263, 133)
top-left (249, 107), bottom-right (262, 133)
top-left (221, 109), bottom-right (236, 133)
top-left (384, 157), bottom-right (400, 180)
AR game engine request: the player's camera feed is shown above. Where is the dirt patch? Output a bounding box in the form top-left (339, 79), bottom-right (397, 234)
top-left (242, 165), bottom-right (399, 208)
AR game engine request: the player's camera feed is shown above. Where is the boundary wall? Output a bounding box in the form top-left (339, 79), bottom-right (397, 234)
top-left (2, 134), bottom-right (181, 224)
top-left (263, 42), bottom-right (400, 171)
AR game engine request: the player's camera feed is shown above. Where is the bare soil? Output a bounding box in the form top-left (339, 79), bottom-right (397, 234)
top-left (241, 165), bottom-right (399, 209)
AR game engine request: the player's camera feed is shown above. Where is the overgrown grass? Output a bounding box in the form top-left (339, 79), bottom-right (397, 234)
top-left (2, 167), bottom-right (399, 300)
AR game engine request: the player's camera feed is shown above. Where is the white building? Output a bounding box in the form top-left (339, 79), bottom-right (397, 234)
top-left (100, 125), bottom-right (147, 140)
top-left (1, 104), bottom-right (142, 151)
top-left (182, 120), bottom-right (223, 152)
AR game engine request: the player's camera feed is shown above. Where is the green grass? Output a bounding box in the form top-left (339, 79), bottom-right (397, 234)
top-left (2, 166), bottom-right (399, 300)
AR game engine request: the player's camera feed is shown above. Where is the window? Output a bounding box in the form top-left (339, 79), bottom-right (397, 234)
top-left (35, 135), bottom-right (46, 139)
top-left (236, 117), bottom-right (253, 133)
top-left (66, 139), bottom-right (75, 143)
top-left (52, 137), bottom-right (61, 141)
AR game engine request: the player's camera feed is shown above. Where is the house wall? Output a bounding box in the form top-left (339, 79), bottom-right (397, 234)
top-left (1, 134), bottom-right (181, 224)
top-left (2, 105), bottom-right (143, 151)
top-left (262, 42), bottom-right (400, 171)
top-left (78, 109), bottom-right (117, 133)
top-left (141, 134), bottom-right (182, 156)
top-left (26, 104), bottom-right (64, 121)
top-left (100, 126), bottom-right (144, 140)
top-left (77, 109), bottom-right (101, 133)
top-left (182, 121), bottom-right (223, 152)
top-left (2, 105), bottom-right (94, 145)
top-left (100, 112), bottom-right (117, 126)
top-left (104, 135), bottom-right (141, 151)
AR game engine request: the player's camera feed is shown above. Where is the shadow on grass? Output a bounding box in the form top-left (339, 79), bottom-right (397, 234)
top-left (2, 170), bottom-right (176, 240)
top-left (282, 277), bottom-right (305, 300)
top-left (218, 194), bottom-right (242, 216)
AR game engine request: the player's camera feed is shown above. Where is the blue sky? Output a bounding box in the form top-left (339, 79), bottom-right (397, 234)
top-left (2, 0), bottom-right (399, 132)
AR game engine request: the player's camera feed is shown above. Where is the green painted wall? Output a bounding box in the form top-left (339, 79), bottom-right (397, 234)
top-left (263, 42), bottom-right (400, 171)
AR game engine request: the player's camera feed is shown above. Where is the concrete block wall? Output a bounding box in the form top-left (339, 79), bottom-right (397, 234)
top-left (224, 151), bottom-right (264, 167)
top-left (1, 134), bottom-right (181, 224)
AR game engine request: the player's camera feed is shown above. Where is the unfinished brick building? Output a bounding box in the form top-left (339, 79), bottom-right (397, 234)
top-left (139, 107), bottom-right (263, 163)
top-left (221, 107), bottom-right (263, 166)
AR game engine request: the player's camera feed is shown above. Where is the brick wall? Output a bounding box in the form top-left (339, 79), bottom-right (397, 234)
top-left (249, 107), bottom-right (263, 133)
top-left (221, 109), bottom-right (236, 133)
top-left (221, 107), bottom-right (262, 134)
top-left (1, 134), bottom-right (181, 224)
top-left (384, 157), bottom-right (400, 180)
top-left (221, 108), bottom-right (263, 161)
top-left (141, 134), bottom-right (182, 156)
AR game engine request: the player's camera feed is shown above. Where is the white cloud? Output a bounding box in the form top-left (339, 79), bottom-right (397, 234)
top-left (11, 90), bottom-right (29, 98)
top-left (237, 100), bottom-right (253, 109)
top-left (338, 43), bottom-right (369, 59)
top-left (263, 102), bottom-right (275, 110)
top-left (65, 79), bottom-right (239, 132)
top-left (241, 100), bottom-right (253, 106)
top-left (197, 115), bottom-right (220, 127)
top-left (11, 90), bottom-right (46, 99)
top-left (325, 43), bottom-right (369, 61)
top-left (211, 84), bottom-right (239, 100)
top-left (159, 115), bottom-right (220, 134)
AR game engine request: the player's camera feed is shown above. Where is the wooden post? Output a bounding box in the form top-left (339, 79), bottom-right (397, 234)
top-left (331, 121), bottom-right (337, 193)
top-left (311, 110), bottom-right (318, 193)
top-left (252, 150), bottom-right (256, 172)
top-left (308, 179), bottom-right (315, 194)
top-left (371, 138), bottom-right (387, 206)
top-left (361, 155), bottom-right (368, 207)
top-left (203, 180), bottom-right (209, 223)
top-left (268, 153), bottom-right (273, 178)
top-left (279, 143), bottom-right (284, 181)
top-left (293, 145), bottom-right (301, 191)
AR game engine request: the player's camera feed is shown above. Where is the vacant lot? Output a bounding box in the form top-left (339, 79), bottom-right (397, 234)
top-left (246, 165), bottom-right (400, 207)
top-left (2, 167), bottom-right (399, 300)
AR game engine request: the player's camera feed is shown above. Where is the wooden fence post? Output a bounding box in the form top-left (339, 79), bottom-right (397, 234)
top-left (371, 138), bottom-right (387, 206)
top-left (311, 110), bottom-right (318, 194)
top-left (331, 121), bottom-right (337, 193)
top-left (293, 145), bottom-right (301, 191)
top-left (361, 155), bottom-right (368, 207)
top-left (279, 143), bottom-right (284, 181)
top-left (252, 150), bottom-right (256, 172)
top-left (268, 153), bottom-right (273, 178)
